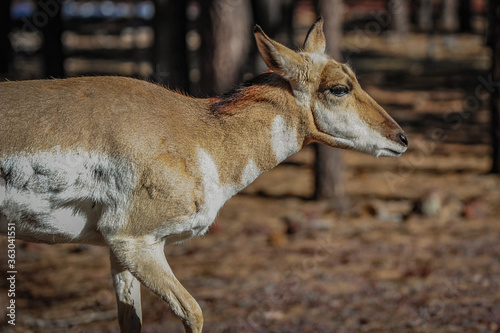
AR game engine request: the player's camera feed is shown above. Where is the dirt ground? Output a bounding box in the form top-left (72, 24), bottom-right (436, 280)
top-left (1, 32), bottom-right (500, 333)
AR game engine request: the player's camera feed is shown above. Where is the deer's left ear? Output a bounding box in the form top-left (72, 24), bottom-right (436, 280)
top-left (254, 25), bottom-right (303, 80)
top-left (303, 17), bottom-right (326, 54)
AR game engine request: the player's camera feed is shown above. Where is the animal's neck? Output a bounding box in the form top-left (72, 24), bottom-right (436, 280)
top-left (200, 72), bottom-right (308, 189)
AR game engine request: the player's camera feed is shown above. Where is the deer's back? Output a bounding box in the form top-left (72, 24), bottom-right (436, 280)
top-left (0, 76), bottom-right (205, 158)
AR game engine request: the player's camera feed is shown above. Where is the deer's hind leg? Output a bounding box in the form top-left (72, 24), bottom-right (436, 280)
top-left (110, 250), bottom-right (143, 333)
top-left (107, 236), bottom-right (203, 333)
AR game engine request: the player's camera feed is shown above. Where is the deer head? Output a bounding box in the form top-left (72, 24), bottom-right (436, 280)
top-left (254, 17), bottom-right (408, 157)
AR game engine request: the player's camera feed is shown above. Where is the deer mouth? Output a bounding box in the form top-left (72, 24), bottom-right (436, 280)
top-left (376, 132), bottom-right (408, 157)
top-left (377, 147), bottom-right (407, 157)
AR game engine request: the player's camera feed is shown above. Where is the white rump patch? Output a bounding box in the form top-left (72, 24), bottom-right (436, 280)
top-left (271, 116), bottom-right (300, 163)
top-left (0, 148), bottom-right (136, 243)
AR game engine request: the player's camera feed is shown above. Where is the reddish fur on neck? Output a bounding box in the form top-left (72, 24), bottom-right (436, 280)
top-left (209, 72), bottom-right (293, 115)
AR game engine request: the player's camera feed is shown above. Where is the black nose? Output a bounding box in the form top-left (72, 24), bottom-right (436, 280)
top-left (399, 133), bottom-right (408, 146)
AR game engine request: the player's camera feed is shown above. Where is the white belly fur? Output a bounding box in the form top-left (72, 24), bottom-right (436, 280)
top-left (0, 148), bottom-right (136, 244)
top-left (0, 147), bottom-right (265, 245)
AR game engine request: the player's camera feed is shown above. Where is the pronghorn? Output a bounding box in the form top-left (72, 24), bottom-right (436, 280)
top-left (0, 18), bottom-right (407, 332)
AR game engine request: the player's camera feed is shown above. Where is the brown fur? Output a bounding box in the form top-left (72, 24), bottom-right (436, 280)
top-left (0, 18), bottom-right (407, 333)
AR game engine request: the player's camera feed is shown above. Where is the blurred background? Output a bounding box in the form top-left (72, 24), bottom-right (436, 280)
top-left (1, 0), bottom-right (500, 332)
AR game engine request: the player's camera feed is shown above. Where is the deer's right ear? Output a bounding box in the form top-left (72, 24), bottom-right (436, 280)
top-left (254, 25), bottom-right (303, 80)
top-left (303, 17), bottom-right (326, 53)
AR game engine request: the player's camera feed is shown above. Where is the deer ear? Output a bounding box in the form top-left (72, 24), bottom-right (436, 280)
top-left (303, 17), bottom-right (326, 53)
top-left (254, 25), bottom-right (303, 80)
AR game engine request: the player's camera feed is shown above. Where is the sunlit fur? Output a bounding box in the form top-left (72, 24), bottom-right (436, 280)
top-left (311, 62), bottom-right (407, 156)
top-left (0, 18), bottom-right (406, 333)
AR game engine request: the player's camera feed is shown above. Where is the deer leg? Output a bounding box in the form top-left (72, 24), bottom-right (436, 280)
top-left (107, 236), bottom-right (203, 333)
top-left (110, 250), bottom-right (143, 333)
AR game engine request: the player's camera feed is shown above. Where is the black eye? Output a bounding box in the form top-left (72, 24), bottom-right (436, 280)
top-left (330, 85), bottom-right (349, 97)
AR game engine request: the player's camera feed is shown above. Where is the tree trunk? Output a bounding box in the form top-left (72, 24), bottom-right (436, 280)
top-left (317, 0), bottom-right (343, 61)
top-left (458, 0), bottom-right (472, 32)
top-left (390, 0), bottom-right (410, 38)
top-left (418, 0), bottom-right (436, 59)
top-left (251, 0), bottom-right (294, 44)
top-left (314, 0), bottom-right (348, 210)
top-left (489, 0), bottom-right (500, 173)
top-left (153, 0), bottom-right (189, 91)
top-left (251, 0), bottom-right (294, 74)
top-left (418, 0), bottom-right (433, 32)
top-left (39, 0), bottom-right (65, 78)
top-left (442, 0), bottom-right (459, 32)
top-left (200, 0), bottom-right (253, 95)
top-left (314, 143), bottom-right (347, 207)
top-left (0, 0), bottom-right (12, 77)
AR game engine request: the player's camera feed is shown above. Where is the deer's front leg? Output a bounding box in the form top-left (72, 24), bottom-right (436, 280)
top-left (108, 236), bottom-right (203, 333)
top-left (110, 250), bottom-right (143, 333)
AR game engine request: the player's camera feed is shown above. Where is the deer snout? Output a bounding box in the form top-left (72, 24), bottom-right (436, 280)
top-left (396, 132), bottom-right (408, 147)
top-left (377, 127), bottom-right (408, 157)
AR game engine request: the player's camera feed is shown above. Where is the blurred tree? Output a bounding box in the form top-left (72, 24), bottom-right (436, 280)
top-left (39, 0), bottom-right (65, 78)
top-left (314, 0), bottom-right (348, 210)
top-left (200, 0), bottom-right (253, 95)
top-left (153, 0), bottom-right (189, 91)
top-left (0, 0), bottom-right (12, 78)
top-left (316, 0), bottom-right (343, 60)
top-left (418, 0), bottom-right (433, 32)
top-left (391, 0), bottom-right (410, 38)
top-left (418, 0), bottom-right (437, 58)
top-left (458, 0), bottom-right (471, 32)
top-left (251, 0), bottom-right (294, 74)
top-left (489, 0), bottom-right (500, 173)
top-left (442, 0), bottom-right (459, 32)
